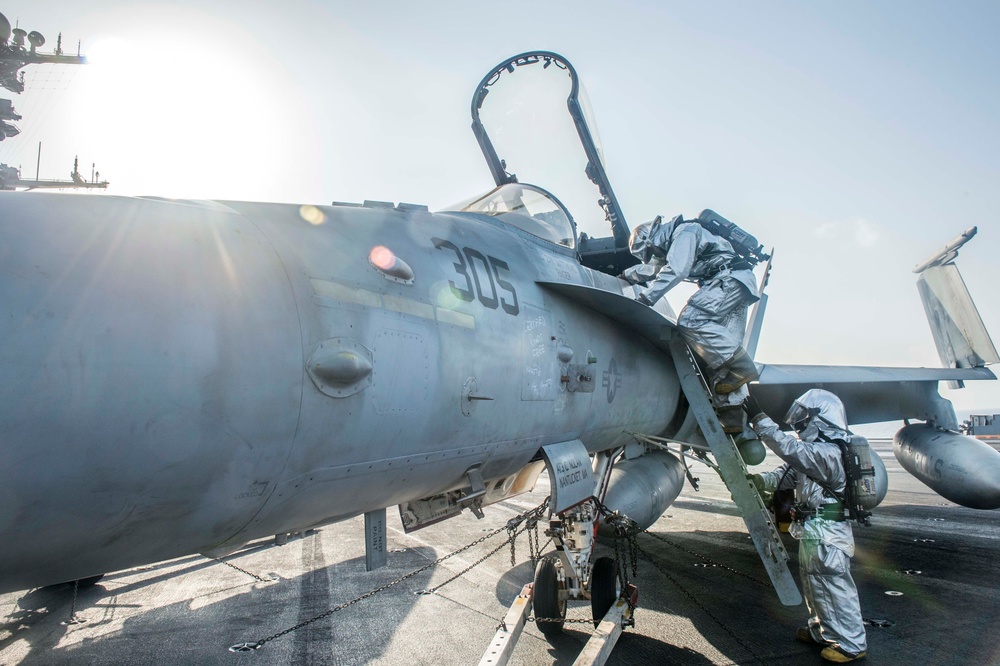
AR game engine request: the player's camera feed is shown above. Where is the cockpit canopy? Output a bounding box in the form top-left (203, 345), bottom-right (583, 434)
top-left (465, 51), bottom-right (636, 274)
top-left (444, 183), bottom-right (576, 249)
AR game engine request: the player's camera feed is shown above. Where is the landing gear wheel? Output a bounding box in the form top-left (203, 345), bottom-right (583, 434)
top-left (533, 556), bottom-right (566, 636)
top-left (590, 557), bottom-right (619, 627)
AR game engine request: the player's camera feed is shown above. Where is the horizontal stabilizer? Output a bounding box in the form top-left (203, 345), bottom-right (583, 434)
top-left (757, 364), bottom-right (995, 384)
top-left (753, 363), bottom-right (995, 430)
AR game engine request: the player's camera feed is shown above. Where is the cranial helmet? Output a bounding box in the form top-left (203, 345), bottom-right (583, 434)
top-left (784, 388), bottom-right (848, 437)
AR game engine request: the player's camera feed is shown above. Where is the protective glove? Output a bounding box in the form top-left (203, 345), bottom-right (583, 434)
top-left (742, 392), bottom-right (765, 422)
top-left (619, 275), bottom-right (649, 288)
top-left (747, 473), bottom-right (766, 494)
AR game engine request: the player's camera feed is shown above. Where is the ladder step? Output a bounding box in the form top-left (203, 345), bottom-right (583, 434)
top-left (668, 335), bottom-right (801, 606)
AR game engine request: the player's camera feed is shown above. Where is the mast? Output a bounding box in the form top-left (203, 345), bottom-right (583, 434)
top-left (0, 11), bottom-right (109, 191)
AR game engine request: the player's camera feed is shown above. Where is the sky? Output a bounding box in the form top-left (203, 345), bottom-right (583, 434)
top-left (3, 0), bottom-right (999, 414)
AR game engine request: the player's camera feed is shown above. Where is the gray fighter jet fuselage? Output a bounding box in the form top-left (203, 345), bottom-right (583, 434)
top-left (0, 189), bottom-right (682, 592)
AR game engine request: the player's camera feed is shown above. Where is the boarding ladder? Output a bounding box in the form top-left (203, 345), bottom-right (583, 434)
top-left (667, 333), bottom-right (801, 606)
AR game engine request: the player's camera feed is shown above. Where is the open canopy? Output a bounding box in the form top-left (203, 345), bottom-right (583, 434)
top-left (469, 51), bottom-right (636, 274)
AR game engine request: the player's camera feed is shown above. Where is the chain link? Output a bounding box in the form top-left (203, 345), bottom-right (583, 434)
top-left (60, 579), bottom-right (86, 626)
top-left (230, 497), bottom-right (550, 652)
top-left (230, 493), bottom-right (771, 655)
top-left (592, 498), bottom-right (641, 614)
top-left (641, 530), bottom-right (768, 587)
top-left (633, 539), bottom-right (767, 666)
top-left (593, 497), bottom-right (771, 663)
top-left (212, 557), bottom-right (275, 583)
top-left (60, 579), bottom-right (88, 626)
top-left (425, 532), bottom-right (515, 594)
top-left (527, 615), bottom-right (595, 625)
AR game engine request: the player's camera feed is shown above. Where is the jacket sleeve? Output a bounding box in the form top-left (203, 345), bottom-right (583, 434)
top-left (758, 464), bottom-right (794, 492)
top-left (622, 256), bottom-right (663, 284)
top-left (641, 225), bottom-right (698, 303)
top-left (750, 416), bottom-right (841, 486)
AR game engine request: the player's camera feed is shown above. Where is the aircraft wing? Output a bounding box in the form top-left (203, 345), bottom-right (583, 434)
top-left (753, 363), bottom-right (995, 431)
top-left (538, 280), bottom-right (996, 431)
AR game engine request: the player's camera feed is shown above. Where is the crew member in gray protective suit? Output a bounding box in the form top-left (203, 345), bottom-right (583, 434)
top-left (622, 214), bottom-right (760, 430)
top-left (744, 388), bottom-right (868, 663)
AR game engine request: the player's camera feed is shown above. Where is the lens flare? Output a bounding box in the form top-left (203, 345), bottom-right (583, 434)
top-left (299, 205), bottom-right (326, 225)
top-left (369, 246), bottom-right (397, 271)
top-left (431, 280), bottom-right (462, 309)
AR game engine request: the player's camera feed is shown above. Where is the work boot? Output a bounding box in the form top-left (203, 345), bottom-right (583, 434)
top-left (717, 405), bottom-right (745, 434)
top-left (820, 645), bottom-right (867, 662)
top-left (714, 348), bottom-right (759, 394)
top-left (796, 627), bottom-right (823, 645)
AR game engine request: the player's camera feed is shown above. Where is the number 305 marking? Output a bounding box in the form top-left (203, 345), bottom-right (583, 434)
top-left (432, 238), bottom-right (519, 316)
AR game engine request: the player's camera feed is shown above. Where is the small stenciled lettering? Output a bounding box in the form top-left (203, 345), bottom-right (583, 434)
top-left (555, 458), bottom-right (583, 474)
top-left (558, 469), bottom-right (586, 488)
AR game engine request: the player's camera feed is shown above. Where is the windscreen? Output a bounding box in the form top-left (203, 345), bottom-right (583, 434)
top-left (474, 55), bottom-right (612, 240)
top-left (446, 183), bottom-right (575, 248)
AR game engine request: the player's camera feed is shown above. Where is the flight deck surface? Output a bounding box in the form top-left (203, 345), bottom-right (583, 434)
top-left (3, 439), bottom-right (999, 665)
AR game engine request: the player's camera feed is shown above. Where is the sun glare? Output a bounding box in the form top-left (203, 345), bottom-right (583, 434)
top-left (70, 21), bottom-right (304, 200)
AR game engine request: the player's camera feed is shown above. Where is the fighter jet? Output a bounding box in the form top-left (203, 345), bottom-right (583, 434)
top-left (0, 52), bottom-right (996, 632)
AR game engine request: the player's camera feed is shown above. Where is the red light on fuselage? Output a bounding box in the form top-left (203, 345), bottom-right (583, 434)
top-left (369, 246), bottom-right (397, 271)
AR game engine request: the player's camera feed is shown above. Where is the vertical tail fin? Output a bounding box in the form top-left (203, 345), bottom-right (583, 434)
top-left (914, 227), bottom-right (999, 389)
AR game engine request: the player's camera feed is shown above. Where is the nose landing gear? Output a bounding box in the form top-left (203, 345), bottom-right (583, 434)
top-left (531, 499), bottom-right (634, 636)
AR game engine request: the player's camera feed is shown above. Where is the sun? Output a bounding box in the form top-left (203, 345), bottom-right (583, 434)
top-left (67, 12), bottom-right (313, 201)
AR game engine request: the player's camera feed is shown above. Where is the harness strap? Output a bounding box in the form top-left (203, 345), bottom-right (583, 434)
top-left (791, 502), bottom-right (846, 523)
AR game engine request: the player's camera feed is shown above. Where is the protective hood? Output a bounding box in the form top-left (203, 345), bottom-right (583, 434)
top-left (784, 388), bottom-right (849, 441)
top-left (629, 215), bottom-right (677, 263)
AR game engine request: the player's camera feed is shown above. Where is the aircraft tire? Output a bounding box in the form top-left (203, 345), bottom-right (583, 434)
top-left (590, 556), bottom-right (619, 627)
top-left (533, 556), bottom-right (565, 636)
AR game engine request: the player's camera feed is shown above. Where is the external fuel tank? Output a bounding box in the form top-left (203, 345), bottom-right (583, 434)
top-left (894, 423), bottom-right (1000, 510)
top-left (598, 450), bottom-right (686, 536)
